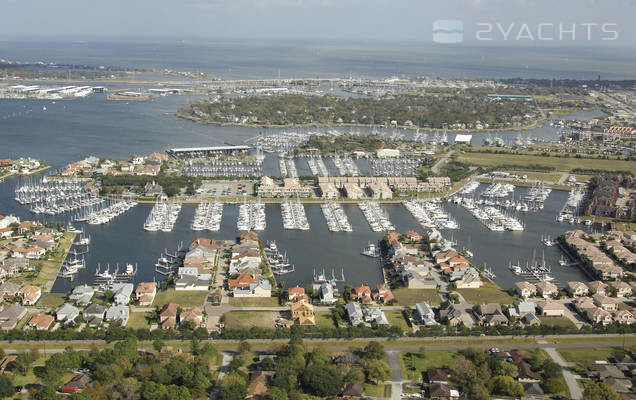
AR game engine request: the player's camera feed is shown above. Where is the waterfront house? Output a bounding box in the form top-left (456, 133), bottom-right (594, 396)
top-left (350, 285), bottom-right (373, 304)
top-left (404, 230), bottom-right (423, 243)
top-left (239, 231), bottom-right (260, 247)
top-left (0, 304), bottom-right (27, 330)
top-left (0, 282), bottom-right (20, 300)
top-left (434, 250), bottom-right (461, 265)
top-left (515, 281), bottom-right (537, 299)
top-left (56, 303), bottom-right (80, 324)
top-left (567, 281), bottom-right (589, 297)
top-left (610, 281), bottom-right (632, 297)
top-left (345, 302), bottom-right (364, 326)
top-left (17, 221), bottom-right (39, 235)
top-left (535, 281), bottom-right (558, 299)
top-left (159, 303), bottom-right (179, 329)
top-left (135, 282), bottom-right (157, 306)
top-left (0, 258), bottom-right (28, 278)
top-left (82, 303), bottom-right (107, 327)
top-left (0, 227), bottom-right (12, 239)
top-left (228, 273), bottom-right (259, 289)
top-left (415, 301), bottom-right (438, 326)
top-left (535, 301), bottom-right (565, 317)
top-left (288, 286), bottom-right (308, 303)
top-left (27, 314), bottom-right (54, 330)
top-left (291, 301), bottom-right (315, 326)
top-left (454, 268), bottom-right (482, 289)
top-left (0, 215), bottom-right (19, 229)
top-left (363, 306), bottom-right (389, 325)
top-left (112, 283), bottom-right (134, 305)
top-left (180, 307), bottom-right (205, 327)
top-left (592, 294), bottom-right (619, 311)
top-left (586, 307), bottom-right (613, 325)
top-left (319, 282), bottom-right (336, 304)
top-left (233, 280), bottom-right (272, 298)
top-left (105, 305), bottom-right (130, 326)
top-left (17, 285), bottom-right (41, 305)
top-left (588, 281), bottom-right (608, 295)
top-left (371, 284), bottom-right (394, 304)
top-left (68, 285), bottom-right (95, 305)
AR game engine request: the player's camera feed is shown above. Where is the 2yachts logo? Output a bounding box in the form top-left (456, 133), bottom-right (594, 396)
top-left (433, 20), bottom-right (618, 43)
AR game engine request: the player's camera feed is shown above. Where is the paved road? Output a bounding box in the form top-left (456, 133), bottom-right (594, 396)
top-left (386, 350), bottom-right (403, 400)
top-left (431, 150), bottom-right (454, 174)
top-left (545, 347), bottom-right (583, 400)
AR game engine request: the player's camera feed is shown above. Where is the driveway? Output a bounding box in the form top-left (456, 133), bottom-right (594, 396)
top-left (386, 350), bottom-right (403, 400)
top-left (545, 347), bottom-right (582, 400)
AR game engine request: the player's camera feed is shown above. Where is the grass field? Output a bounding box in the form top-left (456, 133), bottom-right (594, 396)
top-left (315, 311), bottom-right (336, 328)
top-left (153, 290), bottom-right (208, 307)
top-left (223, 311), bottom-right (280, 329)
top-left (385, 310), bottom-right (410, 331)
top-left (364, 383), bottom-right (392, 397)
top-left (458, 151), bottom-right (636, 174)
top-left (401, 350), bottom-right (459, 381)
top-left (37, 293), bottom-right (67, 309)
top-left (558, 347), bottom-right (623, 365)
top-left (229, 297), bottom-right (280, 307)
top-left (127, 312), bottom-right (151, 330)
top-left (539, 316), bottom-right (576, 329)
top-left (392, 288), bottom-right (441, 306)
top-left (457, 281), bottom-right (515, 305)
top-left (507, 170), bottom-right (564, 182)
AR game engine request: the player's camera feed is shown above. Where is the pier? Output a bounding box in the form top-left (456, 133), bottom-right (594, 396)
top-left (320, 202), bottom-right (352, 232)
top-left (359, 201), bottom-right (395, 232)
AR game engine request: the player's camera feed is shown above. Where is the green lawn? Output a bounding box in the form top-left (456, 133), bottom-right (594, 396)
top-left (539, 316), bottom-right (576, 329)
top-left (458, 151), bottom-right (636, 174)
top-left (127, 312), bottom-right (151, 330)
top-left (10, 233), bottom-right (76, 289)
top-left (153, 290), bottom-right (208, 307)
top-left (229, 297), bottom-right (280, 307)
top-left (392, 288), bottom-right (441, 306)
top-left (457, 281), bottom-right (515, 305)
top-left (37, 293), bottom-right (67, 309)
top-left (558, 347), bottom-right (623, 365)
top-left (364, 383), bottom-right (392, 397)
top-left (315, 311), bottom-right (336, 328)
top-left (385, 310), bottom-right (410, 331)
top-left (223, 311), bottom-right (280, 330)
top-left (401, 350), bottom-right (459, 381)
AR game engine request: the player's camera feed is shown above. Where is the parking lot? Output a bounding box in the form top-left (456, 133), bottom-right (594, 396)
top-left (195, 180), bottom-right (255, 198)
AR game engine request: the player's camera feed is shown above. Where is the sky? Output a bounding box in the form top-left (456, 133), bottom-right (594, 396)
top-left (0, 0), bottom-right (634, 46)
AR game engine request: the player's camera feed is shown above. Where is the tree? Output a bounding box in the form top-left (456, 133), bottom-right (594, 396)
top-left (190, 337), bottom-right (201, 355)
top-left (365, 359), bottom-right (392, 384)
top-left (583, 381), bottom-right (620, 400)
top-left (542, 360), bottom-right (563, 379)
top-left (0, 375), bottom-right (14, 398)
top-left (362, 342), bottom-right (385, 360)
top-left (69, 393), bottom-right (93, 400)
top-left (309, 347), bottom-right (332, 366)
top-left (218, 383), bottom-right (247, 400)
top-left (228, 357), bottom-right (244, 372)
top-left (542, 377), bottom-right (567, 395)
top-left (238, 340), bottom-right (251, 354)
top-left (490, 376), bottom-right (524, 397)
top-left (344, 368), bottom-right (366, 383)
top-left (301, 364), bottom-right (343, 397)
top-left (152, 339), bottom-right (165, 353)
top-left (260, 356), bottom-right (275, 371)
top-left (495, 361), bottom-right (519, 378)
top-left (451, 356), bottom-right (477, 385)
top-left (267, 387), bottom-right (288, 400)
top-left (141, 382), bottom-right (168, 400)
top-left (166, 385), bottom-right (192, 400)
top-left (33, 387), bottom-right (58, 400)
top-left (529, 350), bottom-right (548, 370)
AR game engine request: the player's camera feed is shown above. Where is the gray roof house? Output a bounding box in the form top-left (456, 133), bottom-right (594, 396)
top-left (82, 303), bottom-right (107, 327)
top-left (69, 284), bottom-right (95, 305)
top-left (0, 304), bottom-right (27, 330)
top-left (363, 307), bottom-right (389, 325)
top-left (346, 302), bottom-right (364, 326)
top-left (319, 282), bottom-right (336, 304)
top-left (56, 303), bottom-right (80, 323)
top-left (112, 283), bottom-right (134, 305)
top-left (105, 305), bottom-right (130, 326)
top-left (415, 301), bottom-right (438, 325)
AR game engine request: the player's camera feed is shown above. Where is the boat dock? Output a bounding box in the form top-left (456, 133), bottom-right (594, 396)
top-left (320, 202), bottom-right (352, 232)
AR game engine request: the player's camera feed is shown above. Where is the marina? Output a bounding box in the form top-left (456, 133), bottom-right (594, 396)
top-left (557, 187), bottom-right (586, 223)
top-left (14, 177), bottom-right (102, 216)
top-left (332, 154), bottom-right (360, 176)
top-left (307, 156), bottom-right (329, 177)
top-left (81, 199), bottom-right (137, 225)
top-left (457, 197), bottom-right (525, 231)
top-left (266, 241), bottom-right (295, 275)
top-left (191, 201), bottom-right (223, 231)
top-left (182, 159), bottom-right (263, 178)
top-left (403, 199), bottom-right (459, 230)
top-left (237, 200), bottom-right (266, 231)
top-left (279, 157), bottom-right (298, 178)
top-left (358, 201), bottom-right (395, 232)
top-left (143, 200), bottom-right (182, 232)
top-left (281, 199), bottom-right (310, 230)
top-left (320, 201), bottom-right (353, 232)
